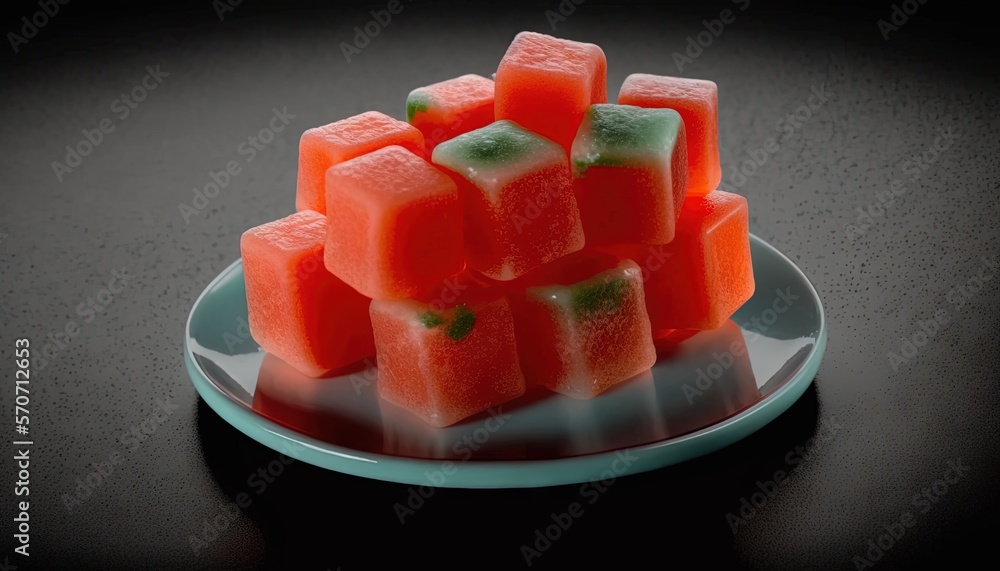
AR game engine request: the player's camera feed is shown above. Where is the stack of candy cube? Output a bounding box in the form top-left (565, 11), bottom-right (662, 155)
top-left (240, 32), bottom-right (754, 427)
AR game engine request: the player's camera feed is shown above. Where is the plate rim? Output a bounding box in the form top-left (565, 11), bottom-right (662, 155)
top-left (185, 233), bottom-right (827, 488)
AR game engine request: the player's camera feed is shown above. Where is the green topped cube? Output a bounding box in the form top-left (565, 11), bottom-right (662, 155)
top-left (405, 73), bottom-right (495, 153)
top-left (432, 120), bottom-right (585, 281)
top-left (405, 92), bottom-right (432, 123)
top-left (573, 104), bottom-right (684, 172)
top-left (510, 259), bottom-right (657, 399)
top-left (570, 104), bottom-right (690, 245)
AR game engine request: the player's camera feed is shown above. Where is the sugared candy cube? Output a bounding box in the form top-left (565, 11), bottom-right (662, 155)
top-left (571, 104), bottom-right (689, 245)
top-left (296, 111), bottom-right (424, 214)
top-left (495, 32), bottom-right (607, 151)
top-left (324, 145), bottom-right (464, 300)
top-left (432, 120), bottom-right (584, 281)
top-left (241, 210), bottom-right (375, 377)
top-left (510, 259), bottom-right (657, 399)
top-left (370, 296), bottom-right (526, 427)
top-left (618, 74), bottom-right (720, 196)
top-left (406, 74), bottom-right (495, 153)
top-left (601, 191), bottom-right (754, 333)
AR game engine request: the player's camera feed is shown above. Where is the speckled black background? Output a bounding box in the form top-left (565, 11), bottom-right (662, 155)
top-left (0, 1), bottom-right (997, 569)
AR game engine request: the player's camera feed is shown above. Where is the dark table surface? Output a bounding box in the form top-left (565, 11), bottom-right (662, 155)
top-left (1, 1), bottom-right (997, 569)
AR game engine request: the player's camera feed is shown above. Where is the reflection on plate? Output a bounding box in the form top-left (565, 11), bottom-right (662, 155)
top-left (186, 234), bottom-right (826, 488)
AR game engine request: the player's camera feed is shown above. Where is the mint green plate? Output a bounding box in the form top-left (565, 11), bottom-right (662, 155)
top-left (185, 234), bottom-right (825, 488)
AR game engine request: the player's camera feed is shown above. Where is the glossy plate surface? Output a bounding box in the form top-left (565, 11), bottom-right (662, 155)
top-left (185, 235), bottom-right (826, 488)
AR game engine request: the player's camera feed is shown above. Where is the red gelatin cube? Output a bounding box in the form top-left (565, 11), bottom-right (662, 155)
top-left (618, 74), bottom-right (720, 196)
top-left (324, 145), bottom-right (464, 300)
top-left (571, 104), bottom-right (689, 245)
top-left (406, 74), bottom-right (495, 153)
top-left (370, 297), bottom-right (526, 427)
top-left (601, 191), bottom-right (754, 333)
top-left (495, 31), bottom-right (607, 151)
top-left (241, 210), bottom-right (375, 377)
top-left (511, 260), bottom-right (657, 399)
top-left (296, 111), bottom-right (424, 214)
top-left (432, 120), bottom-right (585, 281)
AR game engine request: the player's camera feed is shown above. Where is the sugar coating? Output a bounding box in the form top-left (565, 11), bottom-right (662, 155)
top-left (432, 122), bottom-right (584, 279)
top-left (484, 164), bottom-right (585, 281)
top-left (618, 73), bottom-right (720, 196)
top-left (522, 260), bottom-right (657, 398)
top-left (324, 145), bottom-right (463, 300)
top-left (572, 104), bottom-right (684, 174)
top-left (485, 165), bottom-right (586, 280)
top-left (242, 209), bottom-right (326, 253)
top-left (684, 194), bottom-right (754, 328)
top-left (620, 74), bottom-right (716, 104)
top-left (495, 32), bottom-right (608, 150)
top-left (456, 128), bottom-right (532, 164)
top-left (241, 210), bottom-right (375, 377)
top-left (371, 297), bottom-right (525, 427)
top-left (571, 104), bottom-right (689, 246)
top-left (433, 123), bottom-right (585, 280)
top-left (407, 74), bottom-right (495, 152)
top-left (433, 120), bottom-right (564, 199)
top-left (597, 191), bottom-right (754, 332)
top-left (407, 74), bottom-right (494, 119)
top-left (242, 213), bottom-right (328, 362)
top-left (296, 111), bottom-right (424, 213)
top-left (314, 111), bottom-right (414, 146)
top-left (500, 32), bottom-right (605, 79)
top-left (326, 145), bottom-right (455, 203)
